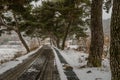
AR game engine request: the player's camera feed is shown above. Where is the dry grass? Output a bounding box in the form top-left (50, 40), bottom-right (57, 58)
top-left (29, 41), bottom-right (39, 51)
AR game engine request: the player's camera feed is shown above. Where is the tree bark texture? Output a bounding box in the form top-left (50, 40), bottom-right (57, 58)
top-left (88, 0), bottom-right (104, 67)
top-left (16, 31), bottom-right (30, 53)
top-left (61, 22), bottom-right (71, 50)
top-left (110, 0), bottom-right (120, 80)
top-left (56, 38), bottom-right (61, 49)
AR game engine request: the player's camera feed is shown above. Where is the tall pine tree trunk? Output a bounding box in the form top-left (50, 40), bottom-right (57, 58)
top-left (87, 0), bottom-right (104, 67)
top-left (56, 38), bottom-right (61, 49)
top-left (61, 22), bottom-right (71, 50)
top-left (16, 31), bottom-right (30, 53)
top-left (110, 0), bottom-right (120, 79)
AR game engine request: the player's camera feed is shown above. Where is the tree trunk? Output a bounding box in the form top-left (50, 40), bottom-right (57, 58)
top-left (110, 0), bottom-right (120, 80)
top-left (56, 38), bottom-right (61, 49)
top-left (61, 22), bottom-right (71, 50)
top-left (16, 31), bottom-right (30, 53)
top-left (87, 0), bottom-right (104, 67)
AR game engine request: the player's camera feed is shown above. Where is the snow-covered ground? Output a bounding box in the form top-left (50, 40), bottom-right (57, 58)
top-left (0, 46), bottom-right (42, 74)
top-left (67, 45), bottom-right (79, 49)
top-left (54, 47), bottom-right (111, 80)
top-left (0, 45), bottom-right (26, 64)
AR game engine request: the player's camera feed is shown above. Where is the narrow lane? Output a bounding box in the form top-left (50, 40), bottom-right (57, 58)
top-left (18, 45), bottom-right (60, 80)
top-left (0, 45), bottom-right (60, 80)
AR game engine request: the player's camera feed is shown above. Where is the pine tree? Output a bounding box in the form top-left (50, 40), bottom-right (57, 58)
top-left (87, 0), bottom-right (104, 67)
top-left (0, 0), bottom-right (38, 52)
top-left (57, 0), bottom-right (90, 50)
top-left (31, 1), bottom-right (89, 49)
top-left (110, 0), bottom-right (120, 79)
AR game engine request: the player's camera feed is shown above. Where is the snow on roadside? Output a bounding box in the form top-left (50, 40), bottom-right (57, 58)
top-left (51, 47), bottom-right (67, 80)
top-left (67, 45), bottom-right (79, 49)
top-left (60, 49), bottom-right (88, 67)
top-left (16, 46), bottom-right (42, 61)
top-left (59, 49), bottom-right (111, 80)
top-left (0, 48), bottom-right (19, 60)
top-left (0, 45), bottom-right (26, 64)
top-left (0, 46), bottom-right (42, 74)
top-left (74, 68), bottom-right (111, 80)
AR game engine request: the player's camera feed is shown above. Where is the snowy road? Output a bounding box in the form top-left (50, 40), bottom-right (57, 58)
top-left (0, 45), bottom-right (60, 80)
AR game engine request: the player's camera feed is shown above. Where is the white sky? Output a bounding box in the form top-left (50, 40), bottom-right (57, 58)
top-left (103, 8), bottom-right (112, 19)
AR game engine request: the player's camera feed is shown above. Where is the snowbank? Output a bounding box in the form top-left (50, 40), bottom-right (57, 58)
top-left (59, 49), bottom-right (111, 80)
top-left (0, 45), bottom-right (26, 64)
